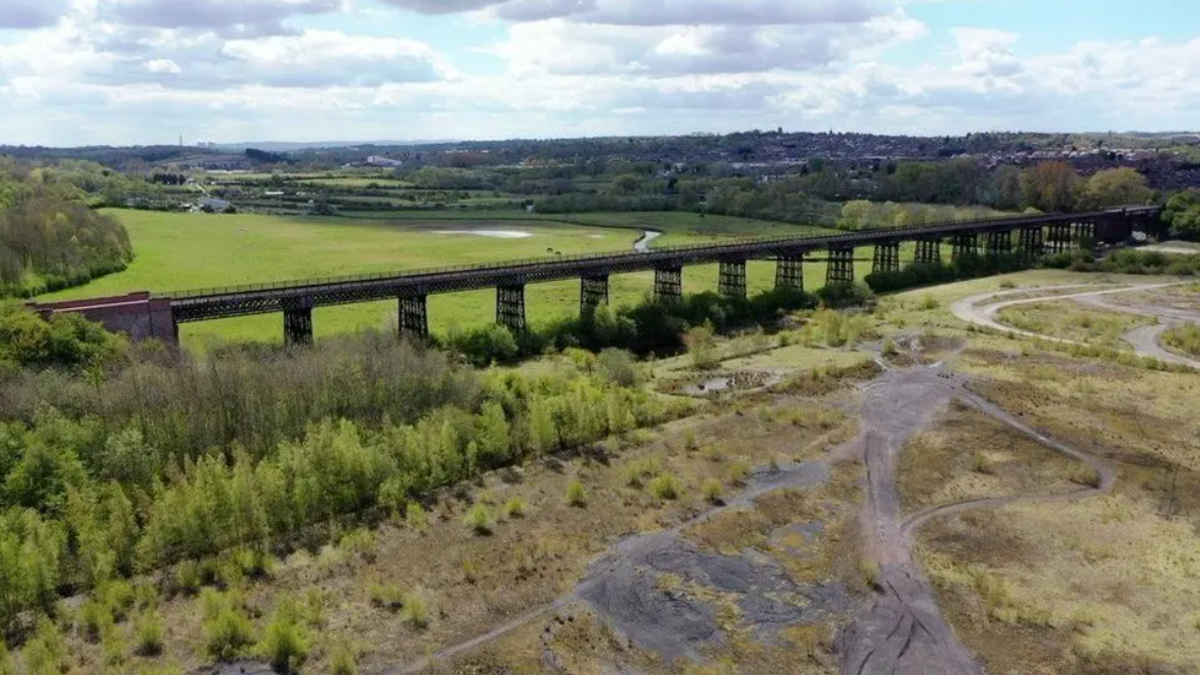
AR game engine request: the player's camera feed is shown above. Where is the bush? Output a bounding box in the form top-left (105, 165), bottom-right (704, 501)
top-left (368, 583), bottom-right (405, 612)
top-left (174, 560), bottom-right (203, 596)
top-left (331, 641), bottom-right (359, 675)
top-left (565, 479), bottom-right (588, 507)
top-left (701, 479), bottom-right (723, 504)
top-left (23, 619), bottom-right (68, 675)
top-left (402, 590), bottom-right (429, 629)
top-left (502, 496), bottom-right (526, 519)
top-left (259, 606), bottom-right (309, 673)
top-left (339, 529), bottom-right (377, 563)
top-left (134, 610), bottom-right (164, 656)
top-left (685, 322), bottom-right (720, 370)
top-left (464, 504), bottom-right (493, 535)
top-left (881, 338), bottom-right (898, 357)
top-left (80, 598), bottom-right (114, 643)
top-left (405, 502), bottom-right (430, 533)
top-left (203, 593), bottom-right (254, 661)
top-left (647, 474), bottom-right (682, 501)
top-left (597, 348), bottom-right (641, 387)
top-left (0, 640), bottom-right (13, 675)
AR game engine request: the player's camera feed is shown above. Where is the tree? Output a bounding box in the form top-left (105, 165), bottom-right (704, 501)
top-left (1077, 168), bottom-right (1152, 210)
top-left (1165, 190), bottom-right (1200, 240)
top-left (1019, 161), bottom-right (1081, 212)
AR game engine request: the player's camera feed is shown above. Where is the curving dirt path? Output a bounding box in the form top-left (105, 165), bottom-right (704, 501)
top-left (950, 282), bottom-right (1200, 369)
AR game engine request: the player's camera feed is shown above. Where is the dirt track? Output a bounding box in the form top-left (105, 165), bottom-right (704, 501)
top-left (950, 282), bottom-right (1200, 369)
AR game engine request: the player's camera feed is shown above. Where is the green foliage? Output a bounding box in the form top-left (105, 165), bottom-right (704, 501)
top-left (1077, 168), bottom-right (1152, 210)
top-left (402, 590), bottom-right (429, 629)
top-left (368, 583), bottom-right (405, 612)
top-left (881, 338), bottom-right (899, 357)
top-left (0, 639), bottom-right (13, 675)
top-left (259, 601), bottom-right (309, 673)
top-left (202, 590), bottom-right (254, 661)
top-left (134, 610), bottom-right (164, 656)
top-left (338, 529), bottom-right (376, 563)
top-left (331, 641), bottom-right (359, 675)
top-left (405, 502), bottom-right (429, 533)
top-left (1165, 190), bottom-right (1200, 240)
top-left (685, 322), bottom-right (720, 370)
top-left (1163, 324), bottom-right (1200, 357)
top-left (0, 159), bottom-right (134, 297)
top-left (596, 348), bottom-right (641, 387)
top-left (622, 457), bottom-right (663, 488)
top-left (502, 496), bottom-right (527, 519)
top-left (866, 253), bottom-right (1031, 294)
top-left (1044, 248), bottom-right (1200, 276)
top-left (22, 618), bottom-right (68, 675)
top-left (0, 510), bottom-right (65, 634)
top-left (647, 474), bottom-right (683, 501)
top-left (79, 597), bottom-right (114, 643)
top-left (0, 303), bottom-right (126, 371)
top-left (565, 478), bottom-right (588, 507)
top-left (464, 504), bottom-right (493, 536)
top-left (701, 479), bottom-right (723, 504)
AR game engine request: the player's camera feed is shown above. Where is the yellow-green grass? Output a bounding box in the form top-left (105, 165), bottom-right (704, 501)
top-left (997, 301), bottom-right (1155, 350)
top-left (1163, 324), bottom-right (1200, 357)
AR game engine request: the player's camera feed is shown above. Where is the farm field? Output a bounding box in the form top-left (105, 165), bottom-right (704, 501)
top-left (43, 209), bottom-right (867, 350)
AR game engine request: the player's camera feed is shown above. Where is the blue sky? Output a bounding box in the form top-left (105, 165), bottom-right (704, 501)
top-left (0, 0), bottom-right (1196, 145)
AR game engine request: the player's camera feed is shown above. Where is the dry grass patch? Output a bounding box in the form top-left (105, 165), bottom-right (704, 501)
top-left (996, 301), bottom-right (1154, 350)
top-left (897, 405), bottom-right (1084, 515)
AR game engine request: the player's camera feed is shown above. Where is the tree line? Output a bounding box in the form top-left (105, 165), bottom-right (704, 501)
top-left (0, 158), bottom-right (136, 297)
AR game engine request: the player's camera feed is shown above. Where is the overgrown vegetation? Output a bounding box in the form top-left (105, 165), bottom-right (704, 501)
top-left (1163, 324), bottom-right (1200, 357)
top-left (0, 313), bottom-right (675, 638)
top-left (1044, 248), bottom-right (1200, 275)
top-left (0, 158), bottom-right (135, 297)
top-left (865, 253), bottom-right (1032, 294)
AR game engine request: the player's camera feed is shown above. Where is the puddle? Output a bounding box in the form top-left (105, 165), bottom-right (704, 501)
top-left (434, 230), bottom-right (533, 239)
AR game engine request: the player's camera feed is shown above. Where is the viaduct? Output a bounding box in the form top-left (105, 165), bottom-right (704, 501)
top-left (29, 206), bottom-right (1164, 347)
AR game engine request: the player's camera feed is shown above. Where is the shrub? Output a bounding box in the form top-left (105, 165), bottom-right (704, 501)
top-left (259, 606), bottom-right (309, 673)
top-left (565, 479), bottom-right (588, 507)
top-left (464, 504), bottom-right (493, 535)
top-left (999, 279), bottom-right (1016, 289)
top-left (402, 590), bottom-right (429, 629)
top-left (881, 338), bottom-right (898, 357)
top-left (1069, 464), bottom-right (1102, 489)
top-left (622, 457), bottom-right (663, 488)
top-left (203, 593), bottom-right (254, 661)
top-left (0, 640), bottom-right (13, 675)
top-left (648, 474), bottom-right (682, 501)
top-left (174, 560), bottom-right (203, 596)
top-left (919, 295), bottom-right (940, 311)
top-left (101, 629), bottom-right (126, 667)
top-left (728, 462), bottom-right (751, 485)
top-left (368, 583), bottom-right (405, 612)
top-left (502, 496), bottom-right (526, 519)
top-left (406, 502), bottom-right (430, 533)
top-left (685, 322), bottom-right (720, 370)
top-left (23, 619), bottom-right (68, 675)
top-left (80, 598), bottom-right (114, 643)
top-left (972, 452), bottom-right (996, 476)
top-left (597, 348), bottom-right (641, 387)
top-left (339, 529), bottom-right (377, 563)
top-left (134, 611), bottom-right (164, 656)
top-left (701, 479), bottom-right (723, 504)
top-left (331, 641), bottom-right (359, 675)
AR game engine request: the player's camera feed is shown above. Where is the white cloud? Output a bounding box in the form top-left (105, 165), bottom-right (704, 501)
top-left (144, 58), bottom-right (181, 74)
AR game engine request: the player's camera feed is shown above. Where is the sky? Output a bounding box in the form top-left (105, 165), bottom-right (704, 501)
top-left (0, 0), bottom-right (1197, 146)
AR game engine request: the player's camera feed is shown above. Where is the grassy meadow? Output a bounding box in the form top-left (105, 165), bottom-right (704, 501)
top-left (42, 209), bottom-right (881, 350)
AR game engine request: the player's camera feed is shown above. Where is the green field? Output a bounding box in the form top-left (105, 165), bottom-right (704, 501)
top-left (44, 209), bottom-right (886, 350)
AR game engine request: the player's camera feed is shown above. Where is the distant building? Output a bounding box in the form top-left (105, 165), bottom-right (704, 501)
top-left (366, 155), bottom-right (404, 168)
top-left (196, 197), bottom-right (233, 213)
